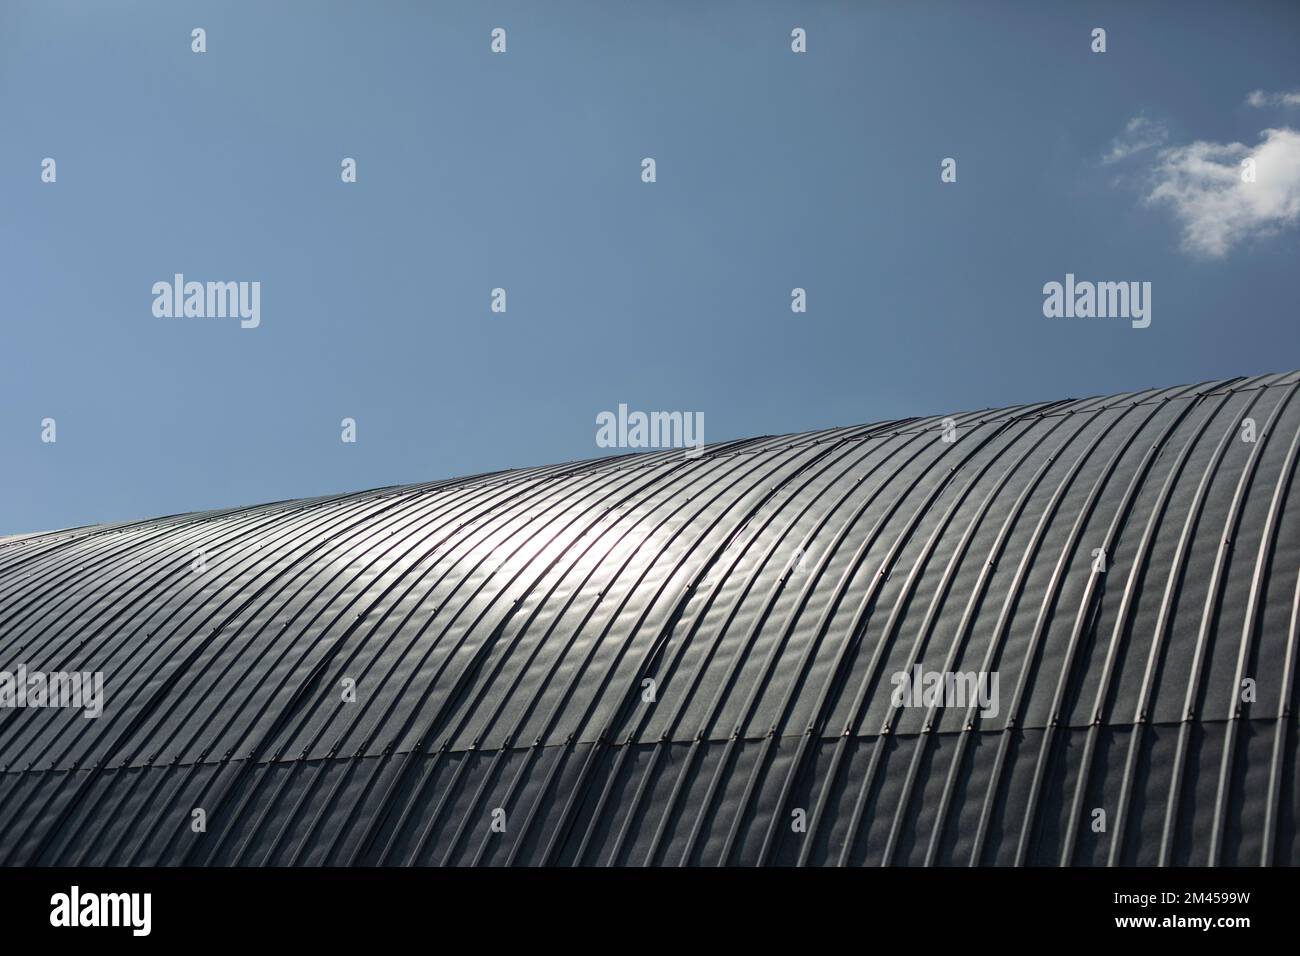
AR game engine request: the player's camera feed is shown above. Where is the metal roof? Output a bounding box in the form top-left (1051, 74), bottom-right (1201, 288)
top-left (2, 371), bottom-right (1299, 866)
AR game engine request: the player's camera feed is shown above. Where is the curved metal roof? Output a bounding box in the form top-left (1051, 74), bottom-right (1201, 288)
top-left (2, 371), bottom-right (1299, 866)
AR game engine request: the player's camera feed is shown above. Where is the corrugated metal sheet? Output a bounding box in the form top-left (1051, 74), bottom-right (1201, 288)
top-left (2, 371), bottom-right (1299, 866)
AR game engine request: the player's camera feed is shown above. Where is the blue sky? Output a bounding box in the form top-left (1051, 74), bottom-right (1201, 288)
top-left (3, 0), bottom-right (1298, 534)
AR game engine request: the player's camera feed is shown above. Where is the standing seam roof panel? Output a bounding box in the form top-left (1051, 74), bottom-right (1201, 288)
top-left (1, 372), bottom-right (1298, 865)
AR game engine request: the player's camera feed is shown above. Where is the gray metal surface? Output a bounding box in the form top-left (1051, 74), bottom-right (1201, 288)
top-left (2, 371), bottom-right (1298, 865)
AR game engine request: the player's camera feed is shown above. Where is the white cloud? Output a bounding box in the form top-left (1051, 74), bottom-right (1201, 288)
top-left (1145, 127), bottom-right (1300, 257)
top-left (1246, 89), bottom-right (1300, 109)
top-left (1103, 115), bottom-right (1169, 164)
